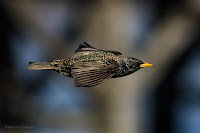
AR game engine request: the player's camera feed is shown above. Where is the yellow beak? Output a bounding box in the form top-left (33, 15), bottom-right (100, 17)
top-left (140, 62), bottom-right (155, 67)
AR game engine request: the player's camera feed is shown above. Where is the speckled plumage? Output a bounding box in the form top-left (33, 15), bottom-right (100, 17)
top-left (28, 42), bottom-right (154, 87)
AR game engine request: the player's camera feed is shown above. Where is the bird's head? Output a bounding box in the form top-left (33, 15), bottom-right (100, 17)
top-left (125, 57), bottom-right (155, 73)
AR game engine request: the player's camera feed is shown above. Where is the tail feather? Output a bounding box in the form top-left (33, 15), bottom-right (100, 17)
top-left (28, 61), bottom-right (59, 70)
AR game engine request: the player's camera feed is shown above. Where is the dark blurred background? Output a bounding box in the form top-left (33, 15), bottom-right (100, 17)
top-left (0, 0), bottom-right (200, 133)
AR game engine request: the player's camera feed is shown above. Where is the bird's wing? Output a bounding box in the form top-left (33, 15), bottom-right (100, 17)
top-left (72, 42), bottom-right (99, 58)
top-left (71, 60), bottom-right (119, 87)
top-left (73, 42), bottom-right (122, 57)
top-left (75, 42), bottom-right (99, 53)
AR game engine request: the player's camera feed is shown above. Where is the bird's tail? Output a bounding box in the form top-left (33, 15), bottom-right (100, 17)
top-left (28, 60), bottom-right (60, 70)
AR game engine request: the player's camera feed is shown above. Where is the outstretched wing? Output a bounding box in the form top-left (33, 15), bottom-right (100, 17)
top-left (71, 60), bottom-right (119, 87)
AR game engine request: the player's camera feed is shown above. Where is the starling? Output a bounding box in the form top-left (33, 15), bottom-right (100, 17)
top-left (28, 42), bottom-right (154, 87)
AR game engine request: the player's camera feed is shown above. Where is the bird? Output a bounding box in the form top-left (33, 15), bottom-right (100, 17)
top-left (28, 42), bottom-right (154, 87)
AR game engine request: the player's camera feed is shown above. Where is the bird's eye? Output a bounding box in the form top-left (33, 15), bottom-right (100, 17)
top-left (135, 62), bottom-right (140, 67)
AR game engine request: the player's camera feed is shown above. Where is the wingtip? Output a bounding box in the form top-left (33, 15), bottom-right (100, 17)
top-left (83, 42), bottom-right (89, 45)
top-left (83, 42), bottom-right (94, 48)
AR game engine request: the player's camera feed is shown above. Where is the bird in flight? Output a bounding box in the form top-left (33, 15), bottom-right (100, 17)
top-left (28, 42), bottom-right (154, 87)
